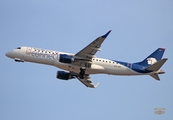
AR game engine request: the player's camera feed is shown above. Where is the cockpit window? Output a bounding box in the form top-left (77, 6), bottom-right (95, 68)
top-left (16, 47), bottom-right (21, 49)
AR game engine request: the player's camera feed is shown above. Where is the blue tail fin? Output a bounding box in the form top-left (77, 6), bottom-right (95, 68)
top-left (137, 48), bottom-right (165, 66)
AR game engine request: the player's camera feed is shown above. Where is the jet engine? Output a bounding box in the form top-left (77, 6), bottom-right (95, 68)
top-left (59, 54), bottom-right (74, 63)
top-left (56, 71), bottom-right (75, 80)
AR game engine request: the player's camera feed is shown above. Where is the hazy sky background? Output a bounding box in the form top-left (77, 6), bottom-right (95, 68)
top-left (1, 0), bottom-right (173, 120)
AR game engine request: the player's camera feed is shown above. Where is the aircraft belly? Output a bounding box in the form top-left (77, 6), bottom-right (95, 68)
top-left (104, 65), bottom-right (141, 75)
top-left (53, 61), bottom-right (143, 76)
top-left (24, 55), bottom-right (46, 64)
top-left (54, 62), bottom-right (105, 74)
top-left (87, 64), bottom-right (105, 74)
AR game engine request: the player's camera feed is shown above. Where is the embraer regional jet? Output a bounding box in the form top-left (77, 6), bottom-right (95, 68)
top-left (5, 30), bottom-right (168, 88)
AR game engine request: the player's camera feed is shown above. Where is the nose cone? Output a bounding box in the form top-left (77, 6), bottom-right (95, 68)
top-left (5, 52), bottom-right (11, 58)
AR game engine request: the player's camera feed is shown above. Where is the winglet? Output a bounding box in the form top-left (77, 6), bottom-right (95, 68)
top-left (94, 82), bottom-right (100, 88)
top-left (102, 30), bottom-right (112, 38)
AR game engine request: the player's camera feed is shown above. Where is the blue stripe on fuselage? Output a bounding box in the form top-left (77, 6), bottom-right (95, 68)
top-left (113, 60), bottom-right (151, 73)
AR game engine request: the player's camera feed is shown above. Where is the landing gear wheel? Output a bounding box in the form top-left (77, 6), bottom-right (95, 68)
top-left (79, 68), bottom-right (85, 79)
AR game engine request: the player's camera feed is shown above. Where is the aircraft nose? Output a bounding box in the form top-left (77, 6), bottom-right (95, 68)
top-left (5, 51), bottom-right (11, 58)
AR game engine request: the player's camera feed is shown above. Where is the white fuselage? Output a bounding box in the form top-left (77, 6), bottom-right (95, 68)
top-left (6, 46), bottom-right (144, 76)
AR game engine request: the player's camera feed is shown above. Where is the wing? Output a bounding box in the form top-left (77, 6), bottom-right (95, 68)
top-left (72, 30), bottom-right (111, 88)
top-left (76, 75), bottom-right (100, 88)
top-left (74, 30), bottom-right (111, 61)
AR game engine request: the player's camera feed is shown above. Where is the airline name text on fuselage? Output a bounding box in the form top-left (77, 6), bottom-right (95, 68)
top-left (26, 47), bottom-right (59, 60)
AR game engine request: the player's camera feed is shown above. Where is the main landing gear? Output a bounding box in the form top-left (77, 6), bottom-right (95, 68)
top-left (79, 68), bottom-right (85, 79)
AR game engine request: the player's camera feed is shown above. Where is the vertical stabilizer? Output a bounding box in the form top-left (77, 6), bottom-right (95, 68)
top-left (138, 48), bottom-right (165, 66)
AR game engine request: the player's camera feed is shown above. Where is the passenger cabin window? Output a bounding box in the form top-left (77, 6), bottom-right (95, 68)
top-left (16, 47), bottom-right (21, 49)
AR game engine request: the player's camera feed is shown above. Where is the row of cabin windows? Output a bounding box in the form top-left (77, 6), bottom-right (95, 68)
top-left (92, 58), bottom-right (116, 64)
top-left (34, 49), bottom-right (57, 54)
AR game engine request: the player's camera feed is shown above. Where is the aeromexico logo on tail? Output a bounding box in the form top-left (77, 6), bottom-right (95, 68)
top-left (147, 58), bottom-right (157, 65)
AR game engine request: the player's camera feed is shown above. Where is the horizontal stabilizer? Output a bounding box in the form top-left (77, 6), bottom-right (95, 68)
top-left (145, 58), bottom-right (168, 71)
top-left (150, 73), bottom-right (160, 80)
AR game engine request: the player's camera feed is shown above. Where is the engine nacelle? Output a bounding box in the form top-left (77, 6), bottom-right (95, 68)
top-left (56, 71), bottom-right (74, 80)
top-left (59, 54), bottom-right (74, 63)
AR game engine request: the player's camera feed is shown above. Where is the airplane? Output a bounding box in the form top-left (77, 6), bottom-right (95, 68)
top-left (5, 30), bottom-right (168, 88)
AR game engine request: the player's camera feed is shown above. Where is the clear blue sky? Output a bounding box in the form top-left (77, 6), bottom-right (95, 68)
top-left (1, 0), bottom-right (173, 120)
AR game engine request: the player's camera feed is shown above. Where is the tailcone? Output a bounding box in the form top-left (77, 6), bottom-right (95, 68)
top-left (157, 70), bottom-right (165, 74)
